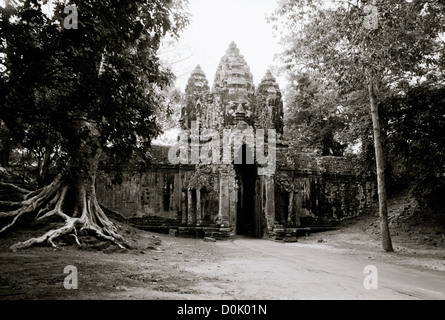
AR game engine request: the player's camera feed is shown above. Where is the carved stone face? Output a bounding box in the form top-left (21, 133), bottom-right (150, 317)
top-left (182, 42), bottom-right (283, 133)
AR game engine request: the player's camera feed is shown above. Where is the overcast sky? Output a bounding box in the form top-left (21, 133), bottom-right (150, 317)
top-left (160, 0), bottom-right (286, 92)
top-left (0, 0), bottom-right (285, 91)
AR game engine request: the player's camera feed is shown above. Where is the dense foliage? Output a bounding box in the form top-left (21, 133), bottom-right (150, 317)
top-left (0, 0), bottom-right (190, 176)
top-left (381, 85), bottom-right (445, 212)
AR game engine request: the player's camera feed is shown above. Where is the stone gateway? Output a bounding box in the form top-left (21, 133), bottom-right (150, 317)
top-left (97, 42), bottom-right (376, 241)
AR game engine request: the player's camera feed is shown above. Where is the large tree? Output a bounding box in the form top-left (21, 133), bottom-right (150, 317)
top-left (0, 0), bottom-right (189, 251)
top-left (270, 0), bottom-right (445, 251)
top-left (380, 84), bottom-right (445, 213)
top-left (284, 70), bottom-right (348, 156)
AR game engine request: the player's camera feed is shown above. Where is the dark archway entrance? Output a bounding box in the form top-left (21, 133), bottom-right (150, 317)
top-left (234, 144), bottom-right (259, 237)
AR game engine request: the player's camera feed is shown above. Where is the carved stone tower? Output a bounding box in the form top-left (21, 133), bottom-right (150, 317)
top-left (256, 69), bottom-right (284, 135)
top-left (181, 42), bottom-right (284, 135)
top-left (212, 41), bottom-right (256, 128)
top-left (181, 65), bottom-right (210, 130)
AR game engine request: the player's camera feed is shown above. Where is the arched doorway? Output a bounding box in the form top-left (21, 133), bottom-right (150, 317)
top-left (234, 144), bottom-right (259, 237)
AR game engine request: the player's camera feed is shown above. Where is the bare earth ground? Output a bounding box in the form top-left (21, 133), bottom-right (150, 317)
top-left (0, 208), bottom-right (444, 300)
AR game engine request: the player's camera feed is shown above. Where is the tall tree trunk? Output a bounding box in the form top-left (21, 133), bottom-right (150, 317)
top-left (0, 121), bottom-right (12, 168)
top-left (37, 145), bottom-right (52, 188)
top-left (0, 146), bottom-right (11, 168)
top-left (367, 75), bottom-right (394, 252)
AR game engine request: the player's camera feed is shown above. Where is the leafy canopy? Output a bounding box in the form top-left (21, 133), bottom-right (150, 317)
top-left (270, 0), bottom-right (445, 90)
top-left (0, 0), bottom-right (190, 169)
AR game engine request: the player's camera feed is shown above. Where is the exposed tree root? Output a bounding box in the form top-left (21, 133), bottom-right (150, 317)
top-left (0, 176), bottom-right (62, 232)
top-left (0, 181), bottom-right (32, 195)
top-left (0, 174), bottom-right (125, 252)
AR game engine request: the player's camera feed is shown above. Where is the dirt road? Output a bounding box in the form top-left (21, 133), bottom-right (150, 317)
top-left (1, 217), bottom-right (444, 300)
top-left (201, 237), bottom-right (445, 300)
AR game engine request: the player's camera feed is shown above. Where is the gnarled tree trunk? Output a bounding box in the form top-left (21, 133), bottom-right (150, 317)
top-left (0, 124), bottom-right (124, 251)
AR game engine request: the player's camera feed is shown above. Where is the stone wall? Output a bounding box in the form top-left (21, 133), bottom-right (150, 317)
top-left (97, 167), bottom-right (191, 222)
top-left (96, 153), bottom-right (376, 239)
